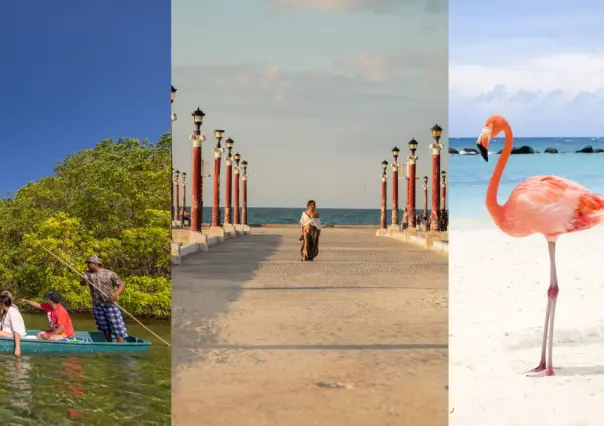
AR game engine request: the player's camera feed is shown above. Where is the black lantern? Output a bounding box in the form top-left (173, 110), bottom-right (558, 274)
top-left (381, 160), bottom-right (388, 175)
top-left (233, 152), bottom-right (241, 166)
top-left (225, 138), bottom-right (234, 157)
top-left (171, 85), bottom-right (177, 103)
top-left (392, 146), bottom-right (400, 163)
top-left (423, 176), bottom-right (428, 184)
top-left (441, 170), bottom-right (447, 183)
top-left (214, 129), bottom-right (225, 148)
top-left (408, 138), bottom-right (418, 155)
top-left (241, 160), bottom-right (248, 174)
top-left (431, 124), bottom-right (443, 141)
top-left (192, 108), bottom-right (205, 134)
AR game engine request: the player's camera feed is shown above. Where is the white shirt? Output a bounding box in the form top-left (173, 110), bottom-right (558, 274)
top-left (300, 212), bottom-right (322, 230)
top-left (1, 306), bottom-right (26, 337)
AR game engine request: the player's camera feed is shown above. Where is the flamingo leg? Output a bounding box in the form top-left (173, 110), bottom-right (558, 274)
top-left (529, 240), bottom-right (559, 377)
top-left (530, 298), bottom-right (551, 372)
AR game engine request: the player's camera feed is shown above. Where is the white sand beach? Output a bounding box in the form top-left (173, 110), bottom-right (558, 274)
top-left (450, 226), bottom-right (604, 426)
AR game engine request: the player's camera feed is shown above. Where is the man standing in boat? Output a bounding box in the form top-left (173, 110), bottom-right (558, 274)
top-left (80, 256), bottom-right (128, 343)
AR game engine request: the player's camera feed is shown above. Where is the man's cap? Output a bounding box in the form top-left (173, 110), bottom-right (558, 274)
top-left (86, 255), bottom-right (103, 266)
top-left (45, 291), bottom-right (62, 303)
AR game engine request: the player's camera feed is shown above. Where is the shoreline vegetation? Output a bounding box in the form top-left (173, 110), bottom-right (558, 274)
top-left (449, 144), bottom-right (604, 155)
top-left (0, 134), bottom-right (171, 319)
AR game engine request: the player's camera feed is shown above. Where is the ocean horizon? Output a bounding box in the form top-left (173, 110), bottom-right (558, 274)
top-left (450, 137), bottom-right (604, 227)
top-left (176, 207), bottom-right (444, 226)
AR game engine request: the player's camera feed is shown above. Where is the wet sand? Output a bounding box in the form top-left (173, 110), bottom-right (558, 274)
top-left (172, 227), bottom-right (448, 426)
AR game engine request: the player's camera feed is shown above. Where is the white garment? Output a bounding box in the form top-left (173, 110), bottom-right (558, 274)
top-left (1, 306), bottom-right (26, 337)
top-left (300, 212), bottom-right (322, 230)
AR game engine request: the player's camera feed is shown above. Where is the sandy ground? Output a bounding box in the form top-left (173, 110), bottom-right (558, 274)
top-left (172, 227), bottom-right (448, 426)
top-left (450, 226), bottom-right (604, 426)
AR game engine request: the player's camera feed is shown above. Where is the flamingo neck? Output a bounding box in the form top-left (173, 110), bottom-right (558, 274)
top-left (486, 121), bottom-right (513, 224)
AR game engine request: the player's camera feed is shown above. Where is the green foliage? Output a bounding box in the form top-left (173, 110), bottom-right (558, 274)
top-left (0, 135), bottom-right (172, 318)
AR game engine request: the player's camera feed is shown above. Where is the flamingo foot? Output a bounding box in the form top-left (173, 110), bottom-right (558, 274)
top-left (526, 367), bottom-right (555, 378)
top-left (530, 361), bottom-right (546, 372)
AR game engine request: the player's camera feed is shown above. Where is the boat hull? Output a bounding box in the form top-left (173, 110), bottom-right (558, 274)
top-left (0, 330), bottom-right (152, 354)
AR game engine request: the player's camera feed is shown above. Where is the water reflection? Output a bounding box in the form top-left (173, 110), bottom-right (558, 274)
top-left (0, 313), bottom-right (170, 425)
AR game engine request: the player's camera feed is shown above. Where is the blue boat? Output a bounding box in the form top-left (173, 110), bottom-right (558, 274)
top-left (0, 330), bottom-right (151, 354)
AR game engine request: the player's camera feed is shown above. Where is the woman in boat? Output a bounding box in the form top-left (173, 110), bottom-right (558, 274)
top-left (1, 290), bottom-right (18, 310)
top-left (0, 294), bottom-right (26, 356)
top-left (300, 200), bottom-right (322, 262)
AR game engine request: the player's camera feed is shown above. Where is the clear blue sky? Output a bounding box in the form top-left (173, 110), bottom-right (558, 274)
top-left (172, 0), bottom-right (447, 208)
top-left (450, 0), bottom-right (604, 136)
top-left (0, 1), bottom-right (170, 195)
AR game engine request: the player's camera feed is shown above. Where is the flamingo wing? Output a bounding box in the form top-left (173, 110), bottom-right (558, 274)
top-left (504, 176), bottom-right (604, 236)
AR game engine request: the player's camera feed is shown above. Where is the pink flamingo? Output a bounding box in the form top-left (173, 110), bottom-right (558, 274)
top-left (477, 114), bottom-right (604, 376)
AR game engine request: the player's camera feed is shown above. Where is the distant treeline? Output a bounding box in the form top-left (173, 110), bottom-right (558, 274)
top-left (0, 134), bottom-right (171, 318)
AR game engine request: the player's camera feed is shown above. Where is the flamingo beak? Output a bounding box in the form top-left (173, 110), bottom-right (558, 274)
top-left (477, 143), bottom-right (489, 162)
top-left (476, 127), bottom-right (491, 162)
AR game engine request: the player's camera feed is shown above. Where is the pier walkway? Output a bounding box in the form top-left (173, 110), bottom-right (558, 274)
top-left (172, 226), bottom-right (448, 426)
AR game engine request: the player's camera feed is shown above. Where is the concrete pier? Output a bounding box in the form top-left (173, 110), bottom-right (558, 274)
top-left (172, 226), bottom-right (447, 426)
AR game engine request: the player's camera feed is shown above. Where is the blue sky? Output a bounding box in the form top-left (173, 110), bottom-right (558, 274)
top-left (0, 1), bottom-right (170, 195)
top-left (450, 0), bottom-right (604, 136)
top-left (172, 0), bottom-right (448, 208)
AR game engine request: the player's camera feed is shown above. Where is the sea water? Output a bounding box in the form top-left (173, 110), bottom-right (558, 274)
top-left (194, 207), bottom-right (435, 226)
top-left (449, 137), bottom-right (604, 227)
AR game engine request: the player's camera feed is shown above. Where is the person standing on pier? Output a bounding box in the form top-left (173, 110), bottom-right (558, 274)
top-left (80, 256), bottom-right (128, 343)
top-left (402, 208), bottom-right (409, 230)
top-left (300, 200), bottom-right (322, 261)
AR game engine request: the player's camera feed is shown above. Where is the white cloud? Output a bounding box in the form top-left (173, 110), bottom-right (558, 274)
top-left (450, 52), bottom-right (604, 99)
top-left (344, 51), bottom-right (447, 83)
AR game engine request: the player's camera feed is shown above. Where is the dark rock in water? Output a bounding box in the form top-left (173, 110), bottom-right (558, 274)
top-left (497, 145), bottom-right (535, 154)
top-left (544, 147), bottom-right (558, 154)
top-left (449, 147), bottom-right (459, 154)
top-left (595, 148), bottom-right (604, 153)
top-left (462, 147), bottom-right (479, 154)
top-left (511, 145), bottom-right (535, 154)
top-left (576, 145), bottom-right (594, 153)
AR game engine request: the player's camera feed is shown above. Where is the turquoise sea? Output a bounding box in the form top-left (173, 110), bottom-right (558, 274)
top-left (449, 137), bottom-right (604, 227)
top-left (191, 207), bottom-right (436, 226)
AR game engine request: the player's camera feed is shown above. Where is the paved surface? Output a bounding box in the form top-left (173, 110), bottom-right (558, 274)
top-left (172, 227), bottom-right (448, 426)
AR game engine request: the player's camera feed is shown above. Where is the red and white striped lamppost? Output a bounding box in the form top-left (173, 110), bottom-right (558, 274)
top-left (180, 172), bottom-right (187, 227)
top-left (233, 152), bottom-right (241, 225)
top-left (441, 170), bottom-right (447, 210)
top-left (241, 160), bottom-right (248, 225)
top-left (224, 138), bottom-right (234, 225)
top-left (380, 160), bottom-right (388, 230)
top-left (391, 146), bottom-right (400, 228)
top-left (174, 170), bottom-right (180, 224)
top-left (430, 124), bottom-right (444, 231)
top-left (211, 129), bottom-right (225, 228)
top-left (407, 138), bottom-right (419, 228)
top-left (190, 108), bottom-right (205, 232)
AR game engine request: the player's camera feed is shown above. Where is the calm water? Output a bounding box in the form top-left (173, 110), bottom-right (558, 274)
top-left (0, 313), bottom-right (170, 425)
top-left (194, 207), bottom-right (436, 226)
top-left (450, 137), bottom-right (604, 226)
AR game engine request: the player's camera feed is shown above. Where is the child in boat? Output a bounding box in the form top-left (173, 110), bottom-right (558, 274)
top-left (19, 292), bottom-right (75, 341)
top-left (0, 294), bottom-right (26, 356)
